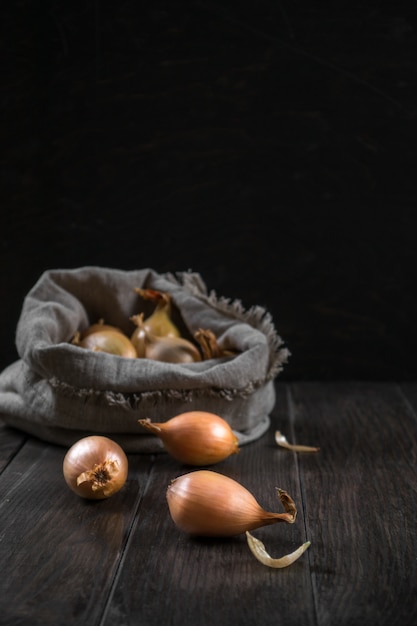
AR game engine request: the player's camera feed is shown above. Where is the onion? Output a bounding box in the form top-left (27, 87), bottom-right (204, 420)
top-left (133, 287), bottom-right (181, 338)
top-left (145, 334), bottom-right (201, 363)
top-left (74, 329), bottom-right (137, 358)
top-left (72, 319), bottom-right (137, 358)
top-left (166, 470), bottom-right (297, 536)
top-left (63, 436), bottom-right (128, 499)
top-left (130, 313), bottom-right (201, 363)
top-left (138, 411), bottom-right (239, 465)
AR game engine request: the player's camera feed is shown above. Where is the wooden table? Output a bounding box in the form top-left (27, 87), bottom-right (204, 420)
top-left (1, 381), bottom-right (417, 625)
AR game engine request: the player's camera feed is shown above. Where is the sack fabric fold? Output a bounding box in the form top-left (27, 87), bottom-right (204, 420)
top-left (0, 267), bottom-right (290, 452)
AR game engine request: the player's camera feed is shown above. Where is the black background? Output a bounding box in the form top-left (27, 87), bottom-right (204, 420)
top-left (2, 1), bottom-right (417, 380)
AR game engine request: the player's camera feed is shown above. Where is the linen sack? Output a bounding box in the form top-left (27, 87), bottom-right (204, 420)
top-left (0, 266), bottom-right (290, 452)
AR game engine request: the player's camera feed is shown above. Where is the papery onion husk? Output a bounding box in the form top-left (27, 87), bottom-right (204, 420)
top-left (246, 531), bottom-right (311, 568)
top-left (194, 328), bottom-right (237, 360)
top-left (63, 436), bottom-right (129, 500)
top-left (138, 411), bottom-right (239, 466)
top-left (166, 470), bottom-right (297, 537)
top-left (275, 431), bottom-right (320, 453)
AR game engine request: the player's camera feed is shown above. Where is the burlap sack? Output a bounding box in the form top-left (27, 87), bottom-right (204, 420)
top-left (0, 267), bottom-right (289, 452)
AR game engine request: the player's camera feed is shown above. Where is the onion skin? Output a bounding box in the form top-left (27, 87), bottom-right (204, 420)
top-left (194, 328), bottom-right (236, 360)
top-left (166, 470), bottom-right (297, 537)
top-left (77, 330), bottom-right (137, 358)
top-left (130, 313), bottom-right (201, 363)
top-left (133, 288), bottom-right (181, 338)
top-left (63, 436), bottom-right (129, 500)
top-left (246, 532), bottom-right (311, 568)
top-left (138, 411), bottom-right (239, 466)
top-left (145, 334), bottom-right (201, 363)
top-left (130, 314), bottom-right (147, 357)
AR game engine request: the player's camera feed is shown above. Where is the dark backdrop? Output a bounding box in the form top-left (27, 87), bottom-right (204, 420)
top-left (2, 1), bottom-right (417, 380)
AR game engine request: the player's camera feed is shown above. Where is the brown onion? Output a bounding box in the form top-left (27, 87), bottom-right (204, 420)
top-left (63, 436), bottom-right (128, 499)
top-left (166, 470), bottom-right (297, 537)
top-left (145, 334), bottom-right (201, 363)
top-left (133, 287), bottom-right (181, 338)
top-left (75, 329), bottom-right (137, 358)
top-left (130, 313), bottom-right (201, 363)
top-left (138, 411), bottom-right (239, 465)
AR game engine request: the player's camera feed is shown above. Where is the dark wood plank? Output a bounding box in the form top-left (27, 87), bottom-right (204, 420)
top-left (0, 421), bottom-right (27, 473)
top-left (1, 382), bottom-right (417, 625)
top-left (0, 437), bottom-right (154, 626)
top-left (398, 382), bottom-right (417, 423)
top-left (101, 383), bottom-right (316, 626)
top-left (289, 381), bottom-right (417, 626)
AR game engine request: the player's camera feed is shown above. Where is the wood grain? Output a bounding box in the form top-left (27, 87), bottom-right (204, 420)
top-left (1, 382), bottom-right (417, 625)
top-left (289, 382), bottom-right (417, 626)
top-left (0, 423), bottom-right (27, 473)
top-left (101, 390), bottom-right (315, 626)
top-left (0, 439), bottom-right (154, 625)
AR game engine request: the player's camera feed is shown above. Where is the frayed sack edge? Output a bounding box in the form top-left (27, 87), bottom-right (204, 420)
top-left (43, 269), bottom-right (290, 406)
top-left (48, 372), bottom-right (266, 410)
top-left (174, 270), bottom-right (291, 382)
top-left (0, 267), bottom-right (288, 450)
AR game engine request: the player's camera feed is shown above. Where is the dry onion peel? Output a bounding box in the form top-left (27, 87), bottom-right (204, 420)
top-left (194, 328), bottom-right (236, 360)
top-left (246, 531), bottom-right (311, 568)
top-left (275, 431), bottom-right (320, 453)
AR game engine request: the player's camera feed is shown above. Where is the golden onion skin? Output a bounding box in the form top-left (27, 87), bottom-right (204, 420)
top-left (166, 470), bottom-right (295, 537)
top-left (144, 335), bottom-right (201, 363)
top-left (133, 287), bottom-right (181, 338)
top-left (78, 330), bottom-right (137, 358)
top-left (130, 313), bottom-right (201, 362)
top-left (63, 436), bottom-right (129, 500)
top-left (139, 412), bottom-right (239, 466)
